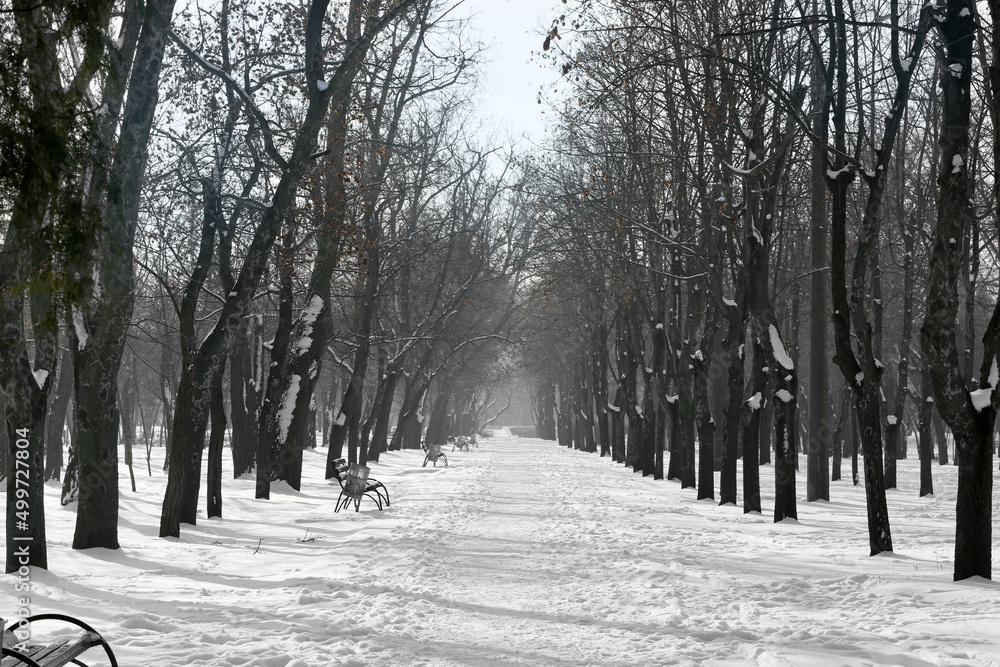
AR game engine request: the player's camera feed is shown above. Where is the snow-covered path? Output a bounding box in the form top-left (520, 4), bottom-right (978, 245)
top-left (331, 439), bottom-right (1000, 666)
top-left (7, 434), bottom-right (1000, 665)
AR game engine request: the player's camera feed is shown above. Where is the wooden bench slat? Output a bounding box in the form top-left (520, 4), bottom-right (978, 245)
top-left (2, 631), bottom-right (102, 667)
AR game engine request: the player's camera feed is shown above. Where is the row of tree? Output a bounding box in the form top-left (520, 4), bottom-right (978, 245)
top-left (518, 0), bottom-right (1000, 582)
top-left (1, 0), bottom-right (531, 573)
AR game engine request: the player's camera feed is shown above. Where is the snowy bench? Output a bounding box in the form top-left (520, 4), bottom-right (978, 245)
top-left (332, 459), bottom-right (388, 512)
top-left (422, 443), bottom-right (448, 467)
top-left (1, 614), bottom-right (118, 667)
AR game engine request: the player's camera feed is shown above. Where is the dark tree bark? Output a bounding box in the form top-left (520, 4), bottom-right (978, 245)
top-left (917, 365), bottom-right (934, 497)
top-left (327, 256), bottom-right (379, 466)
top-left (365, 359), bottom-right (401, 463)
top-left (933, 409), bottom-right (948, 464)
top-left (651, 324), bottom-right (668, 480)
top-left (43, 348), bottom-right (74, 481)
top-left (850, 394), bottom-right (860, 486)
top-left (718, 285), bottom-right (746, 507)
top-left (556, 381), bottom-right (573, 449)
top-left (743, 84), bottom-right (803, 522)
top-left (694, 349), bottom-right (716, 500)
top-left (592, 318), bottom-right (611, 456)
top-left (536, 382), bottom-right (557, 440)
top-left (173, 179), bottom-right (222, 524)
top-left (390, 369), bottom-right (431, 451)
top-left (575, 351), bottom-right (597, 454)
top-left (424, 377), bottom-right (456, 446)
top-left (807, 7), bottom-right (832, 501)
top-left (694, 303), bottom-right (721, 500)
top-left (229, 320), bottom-right (259, 478)
top-left (257, 217), bottom-right (296, 497)
top-left (831, 387), bottom-right (849, 482)
top-left (922, 0), bottom-right (996, 581)
top-left (885, 213), bottom-right (916, 486)
top-left (206, 372), bottom-right (226, 518)
top-left (742, 338), bottom-right (765, 514)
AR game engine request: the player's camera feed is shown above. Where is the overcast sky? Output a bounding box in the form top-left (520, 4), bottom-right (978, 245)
top-left (457, 0), bottom-right (565, 146)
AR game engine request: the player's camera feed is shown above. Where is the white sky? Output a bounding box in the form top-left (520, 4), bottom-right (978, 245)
top-left (457, 0), bottom-right (565, 146)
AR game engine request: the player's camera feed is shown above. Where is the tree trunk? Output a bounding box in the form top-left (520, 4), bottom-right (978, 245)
top-left (609, 389), bottom-right (625, 462)
top-left (390, 371), bottom-right (429, 451)
top-left (258, 217), bottom-right (296, 496)
top-left (921, 0), bottom-right (993, 581)
top-left (758, 374), bottom-right (773, 466)
top-left (43, 348), bottom-right (74, 481)
top-left (425, 379), bottom-right (455, 447)
top-left (831, 387), bottom-right (849, 482)
top-left (742, 338), bottom-right (765, 514)
top-left (933, 409), bottom-right (948, 464)
top-left (71, 342), bottom-right (123, 551)
top-left (536, 382), bottom-right (557, 441)
top-left (229, 319), bottom-right (258, 478)
top-left (206, 371), bottom-right (226, 518)
top-left (367, 366), bottom-right (401, 463)
top-left (694, 348), bottom-right (716, 500)
top-left (592, 321), bottom-right (611, 456)
top-left (850, 395), bottom-right (860, 486)
top-left (917, 366), bottom-right (934, 497)
top-left (719, 290), bottom-right (746, 507)
top-left (807, 14), bottom-right (831, 500)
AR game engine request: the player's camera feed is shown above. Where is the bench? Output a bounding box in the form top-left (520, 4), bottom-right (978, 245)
top-left (452, 436), bottom-right (469, 452)
top-left (422, 443), bottom-right (447, 467)
top-left (1, 614), bottom-right (118, 667)
top-left (332, 459), bottom-right (388, 512)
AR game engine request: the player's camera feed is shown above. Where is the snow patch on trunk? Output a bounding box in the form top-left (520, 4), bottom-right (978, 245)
top-left (278, 375), bottom-right (301, 443)
top-left (769, 324), bottom-right (794, 370)
top-left (33, 369), bottom-right (49, 389)
top-left (72, 305), bottom-right (88, 350)
top-left (295, 294), bottom-right (324, 357)
top-left (971, 356), bottom-right (999, 412)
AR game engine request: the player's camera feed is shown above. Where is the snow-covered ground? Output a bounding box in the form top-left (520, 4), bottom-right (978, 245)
top-left (5, 434), bottom-right (1000, 666)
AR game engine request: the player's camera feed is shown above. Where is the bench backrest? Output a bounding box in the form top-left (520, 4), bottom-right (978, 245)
top-left (427, 443), bottom-right (442, 459)
top-left (344, 464), bottom-right (370, 497)
top-left (332, 458), bottom-right (349, 481)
